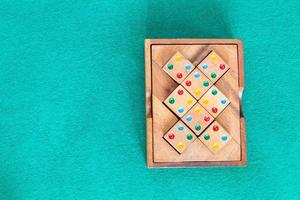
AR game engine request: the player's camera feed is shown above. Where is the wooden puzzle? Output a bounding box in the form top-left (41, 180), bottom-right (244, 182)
top-left (145, 39), bottom-right (246, 167)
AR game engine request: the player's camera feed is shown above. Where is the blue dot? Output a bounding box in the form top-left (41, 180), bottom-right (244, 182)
top-left (202, 64), bottom-right (208, 70)
top-left (221, 135), bottom-right (228, 141)
top-left (178, 125), bottom-right (184, 131)
top-left (220, 99), bottom-right (227, 105)
top-left (186, 115), bottom-right (192, 122)
top-left (185, 64), bottom-right (191, 71)
top-left (178, 107), bottom-right (184, 113)
top-left (194, 72), bottom-right (200, 78)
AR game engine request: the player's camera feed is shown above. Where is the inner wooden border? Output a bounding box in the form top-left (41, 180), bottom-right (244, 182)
top-left (145, 39), bottom-right (246, 168)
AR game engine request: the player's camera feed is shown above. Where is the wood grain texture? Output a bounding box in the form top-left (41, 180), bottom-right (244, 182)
top-left (145, 39), bottom-right (246, 167)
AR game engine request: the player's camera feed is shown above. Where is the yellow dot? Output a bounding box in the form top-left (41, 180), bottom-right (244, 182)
top-left (211, 54), bottom-right (217, 61)
top-left (194, 89), bottom-right (201, 96)
top-left (175, 55), bottom-right (182, 61)
top-left (177, 142), bottom-right (184, 149)
top-left (202, 99), bottom-right (209, 105)
top-left (187, 98), bottom-right (193, 105)
top-left (212, 143), bottom-right (219, 150)
top-left (195, 107), bottom-right (201, 113)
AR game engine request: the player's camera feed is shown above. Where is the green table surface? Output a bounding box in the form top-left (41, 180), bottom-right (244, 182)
top-left (0, 0), bottom-right (299, 199)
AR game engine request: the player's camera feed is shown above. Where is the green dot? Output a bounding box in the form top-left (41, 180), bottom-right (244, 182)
top-left (204, 134), bottom-right (210, 140)
top-left (212, 89), bottom-right (218, 95)
top-left (203, 81), bottom-right (209, 87)
top-left (167, 63), bottom-right (173, 70)
top-left (186, 133), bottom-right (193, 140)
top-left (211, 72), bottom-right (217, 78)
top-left (169, 97), bottom-right (175, 104)
top-left (195, 124), bottom-right (201, 131)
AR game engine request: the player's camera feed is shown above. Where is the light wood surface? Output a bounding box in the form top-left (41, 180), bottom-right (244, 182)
top-left (145, 39), bottom-right (246, 167)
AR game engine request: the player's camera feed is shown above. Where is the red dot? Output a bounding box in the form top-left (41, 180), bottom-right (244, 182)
top-left (185, 80), bottom-right (192, 86)
top-left (168, 133), bottom-right (175, 139)
top-left (177, 73), bottom-right (183, 79)
top-left (213, 125), bottom-right (219, 131)
top-left (204, 116), bottom-right (210, 122)
top-left (178, 89), bottom-right (184, 95)
top-left (212, 107), bottom-right (218, 113)
top-left (219, 64), bottom-right (226, 70)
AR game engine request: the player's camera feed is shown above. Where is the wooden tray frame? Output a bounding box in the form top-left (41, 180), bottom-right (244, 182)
top-left (145, 39), bottom-right (246, 168)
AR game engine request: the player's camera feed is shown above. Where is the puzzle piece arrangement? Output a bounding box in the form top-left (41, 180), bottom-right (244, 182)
top-left (162, 51), bottom-right (231, 154)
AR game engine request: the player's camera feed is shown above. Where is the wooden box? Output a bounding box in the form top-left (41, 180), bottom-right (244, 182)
top-left (145, 39), bottom-right (246, 167)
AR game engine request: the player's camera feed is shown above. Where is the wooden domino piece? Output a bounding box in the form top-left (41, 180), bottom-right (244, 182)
top-left (199, 86), bottom-right (230, 118)
top-left (182, 103), bottom-right (213, 136)
top-left (182, 68), bottom-right (213, 100)
top-left (199, 121), bottom-right (231, 153)
top-left (163, 52), bottom-right (195, 84)
top-left (164, 85), bottom-right (196, 117)
top-left (197, 50), bottom-right (230, 83)
top-left (163, 121), bottom-right (197, 154)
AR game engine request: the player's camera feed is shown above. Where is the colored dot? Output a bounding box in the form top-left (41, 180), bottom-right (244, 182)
top-left (212, 143), bottom-right (219, 150)
top-left (195, 124), bottom-right (201, 131)
top-left (169, 97), bottom-right (175, 104)
top-left (178, 124), bottom-right (184, 131)
top-left (185, 64), bottom-right (191, 71)
top-left (175, 55), bottom-right (182, 61)
top-left (211, 89), bottom-right (218, 95)
top-left (220, 99), bottom-right (227, 105)
top-left (202, 64), bottom-right (208, 70)
top-left (219, 64), bottom-right (226, 70)
top-left (167, 63), bottom-right (173, 70)
top-left (185, 80), bottom-right (192, 86)
top-left (186, 133), bottom-right (193, 140)
top-left (178, 107), bottom-right (184, 113)
top-left (202, 99), bottom-right (209, 105)
top-left (177, 72), bottom-right (183, 79)
top-left (204, 134), bottom-right (210, 140)
top-left (178, 89), bottom-right (184, 95)
top-left (168, 133), bottom-right (175, 140)
top-left (195, 89), bottom-right (201, 96)
top-left (203, 81), bottom-right (209, 87)
top-left (204, 116), bottom-right (210, 122)
top-left (212, 107), bottom-right (218, 113)
top-left (177, 142), bottom-right (184, 149)
top-left (186, 98), bottom-right (193, 105)
top-left (211, 72), bottom-right (217, 79)
top-left (194, 72), bottom-right (200, 78)
top-left (186, 115), bottom-right (192, 122)
top-left (211, 54), bottom-right (217, 61)
top-left (195, 107), bottom-right (201, 113)
top-left (221, 134), bottom-right (228, 141)
top-left (213, 125), bottom-right (219, 131)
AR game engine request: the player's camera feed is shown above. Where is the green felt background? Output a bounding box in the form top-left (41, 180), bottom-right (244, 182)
top-left (0, 0), bottom-right (299, 199)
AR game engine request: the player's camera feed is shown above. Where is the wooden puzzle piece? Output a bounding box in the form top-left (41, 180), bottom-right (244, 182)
top-left (197, 50), bottom-right (230, 83)
top-left (163, 52), bottom-right (195, 84)
top-left (199, 86), bottom-right (230, 118)
top-left (164, 85), bottom-right (196, 118)
top-left (199, 121), bottom-right (231, 153)
top-left (182, 103), bottom-right (213, 136)
top-left (163, 120), bottom-right (197, 154)
top-left (182, 68), bottom-right (213, 100)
